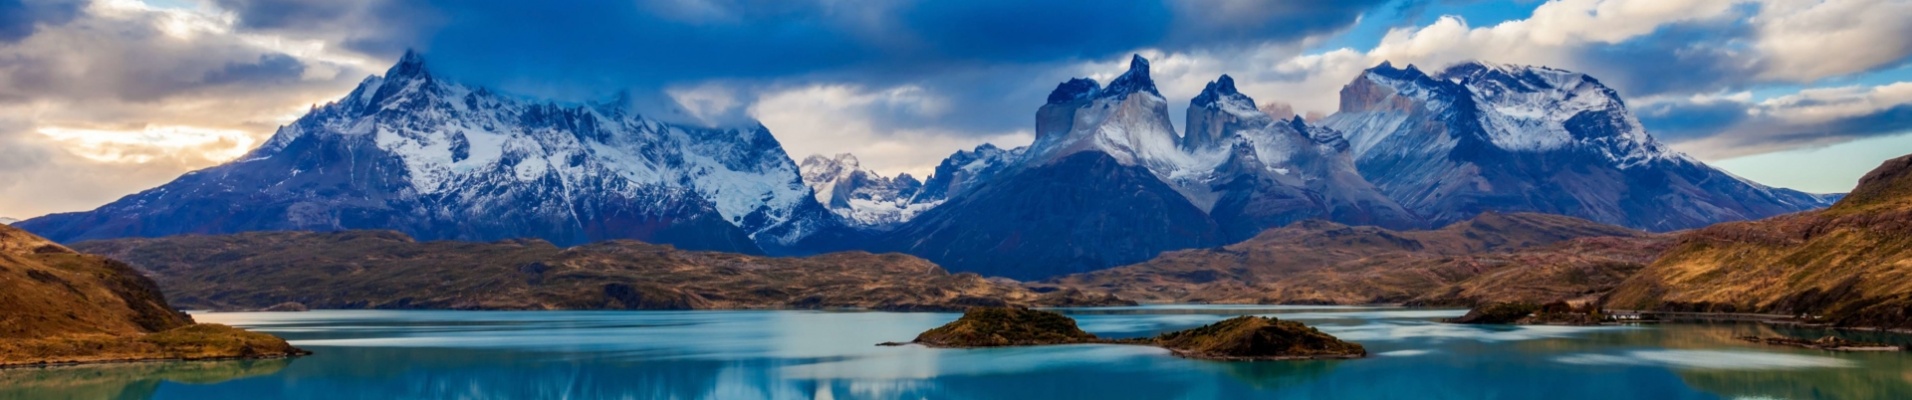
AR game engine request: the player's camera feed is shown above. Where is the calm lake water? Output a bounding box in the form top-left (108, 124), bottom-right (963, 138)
top-left (4, 306), bottom-right (1909, 399)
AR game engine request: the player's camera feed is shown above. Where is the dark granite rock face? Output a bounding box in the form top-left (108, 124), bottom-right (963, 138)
top-left (877, 152), bottom-right (1227, 280)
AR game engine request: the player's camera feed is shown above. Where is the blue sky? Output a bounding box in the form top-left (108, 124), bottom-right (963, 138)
top-left (0, 0), bottom-right (1909, 218)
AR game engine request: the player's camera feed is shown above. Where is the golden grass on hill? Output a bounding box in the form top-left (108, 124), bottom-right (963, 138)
top-left (0, 225), bottom-right (304, 367)
top-left (1047, 212), bottom-right (1664, 306)
top-left (75, 230), bottom-right (1131, 312)
top-left (1606, 153), bottom-right (1912, 329)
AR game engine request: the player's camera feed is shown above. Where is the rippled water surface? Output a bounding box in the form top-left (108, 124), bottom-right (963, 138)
top-left (5, 306), bottom-right (1909, 399)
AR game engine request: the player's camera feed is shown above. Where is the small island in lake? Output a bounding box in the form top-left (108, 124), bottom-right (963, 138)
top-left (896, 307), bottom-right (1366, 361)
top-left (1154, 316), bottom-right (1366, 361)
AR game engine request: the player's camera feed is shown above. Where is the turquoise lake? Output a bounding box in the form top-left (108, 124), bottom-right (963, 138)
top-left (4, 306), bottom-right (1908, 399)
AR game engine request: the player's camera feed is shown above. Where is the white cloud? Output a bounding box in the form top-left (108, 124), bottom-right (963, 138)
top-left (0, 0), bottom-right (377, 217)
top-left (1755, 82), bottom-right (1912, 123)
top-left (749, 84), bottom-right (1031, 178)
top-left (1665, 80), bottom-right (1912, 160)
top-left (1754, 0), bottom-right (1912, 81)
top-left (1367, 0), bottom-right (1741, 73)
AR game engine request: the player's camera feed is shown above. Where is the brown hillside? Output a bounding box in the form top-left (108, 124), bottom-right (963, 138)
top-left (0, 225), bottom-right (303, 367)
top-left (75, 231), bottom-right (1129, 311)
top-left (1046, 212), bottom-right (1663, 305)
top-left (1607, 153), bottom-right (1912, 329)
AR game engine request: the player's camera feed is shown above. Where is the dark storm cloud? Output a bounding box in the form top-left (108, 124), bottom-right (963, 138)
top-left (0, 0), bottom-right (81, 42)
top-left (1638, 100), bottom-right (1754, 141)
top-left (199, 1), bottom-right (1382, 100)
top-left (202, 53), bottom-right (308, 85)
top-left (1648, 98), bottom-right (1912, 158)
top-left (1164, 0), bottom-right (1390, 47)
top-left (209, 0), bottom-right (439, 58)
top-left (1792, 104), bottom-right (1912, 143)
top-left (1570, 15), bottom-right (1759, 98)
top-left (203, 0), bottom-right (1381, 139)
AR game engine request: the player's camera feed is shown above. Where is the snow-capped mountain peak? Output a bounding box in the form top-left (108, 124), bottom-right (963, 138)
top-left (1184, 74), bottom-right (1271, 151)
top-left (20, 50), bottom-right (836, 253)
top-left (798, 153), bottom-right (933, 229)
top-left (1334, 61), bottom-right (1682, 167)
top-left (1028, 55), bottom-right (1188, 173)
top-left (1322, 60), bottom-right (1834, 231)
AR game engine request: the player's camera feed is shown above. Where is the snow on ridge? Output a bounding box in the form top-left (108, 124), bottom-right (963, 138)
top-left (797, 152), bottom-right (935, 228)
top-left (1339, 61), bottom-right (1683, 167)
top-left (251, 54), bottom-right (822, 244)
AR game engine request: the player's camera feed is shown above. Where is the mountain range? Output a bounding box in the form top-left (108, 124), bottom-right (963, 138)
top-left (824, 56), bottom-right (1832, 279)
top-left (16, 51), bottom-right (834, 255)
top-left (17, 52), bottom-right (1836, 280)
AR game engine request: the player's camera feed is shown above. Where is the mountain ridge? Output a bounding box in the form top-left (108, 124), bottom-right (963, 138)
top-left (1323, 61), bottom-right (1834, 231)
top-left (18, 50), bottom-right (840, 254)
top-left (1605, 152), bottom-right (1912, 329)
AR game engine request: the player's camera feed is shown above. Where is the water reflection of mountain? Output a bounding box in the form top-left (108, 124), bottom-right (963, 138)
top-left (1679, 359), bottom-right (1912, 400)
top-left (0, 358), bottom-right (290, 400)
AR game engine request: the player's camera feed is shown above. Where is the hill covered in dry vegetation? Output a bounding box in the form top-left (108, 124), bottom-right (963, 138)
top-left (75, 231), bottom-right (1128, 312)
top-left (0, 225), bottom-right (303, 367)
top-left (1047, 212), bottom-right (1666, 306)
top-left (1608, 154), bottom-right (1912, 329)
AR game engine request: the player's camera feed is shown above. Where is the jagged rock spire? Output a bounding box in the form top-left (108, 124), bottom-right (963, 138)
top-left (1105, 54), bottom-right (1159, 96)
top-left (386, 48), bottom-right (430, 79)
top-left (1191, 74), bottom-right (1244, 108)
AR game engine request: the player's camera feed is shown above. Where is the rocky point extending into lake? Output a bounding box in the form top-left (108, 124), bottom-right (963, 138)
top-left (0, 225), bottom-right (306, 367)
top-left (898, 307), bottom-right (1366, 361)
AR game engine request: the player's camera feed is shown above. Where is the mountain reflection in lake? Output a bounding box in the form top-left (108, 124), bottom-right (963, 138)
top-left (3, 306), bottom-right (1905, 399)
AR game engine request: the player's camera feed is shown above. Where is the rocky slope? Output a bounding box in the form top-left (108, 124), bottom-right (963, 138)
top-left (1323, 61), bottom-right (1834, 231)
top-left (17, 51), bottom-right (837, 254)
top-left (1606, 153), bottom-right (1912, 329)
top-left (0, 225), bottom-right (303, 367)
top-left (73, 230), bottom-right (1128, 311)
top-left (1045, 212), bottom-right (1664, 305)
